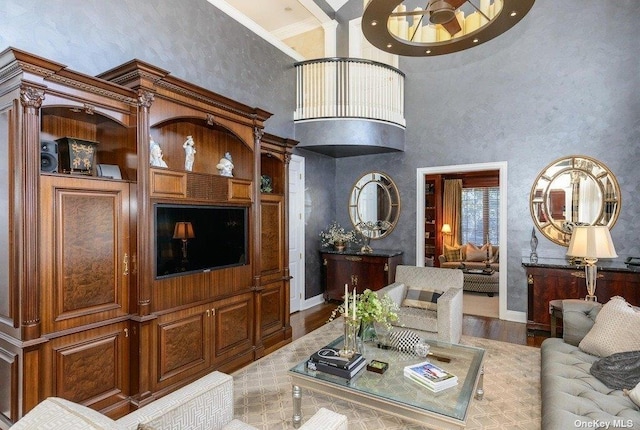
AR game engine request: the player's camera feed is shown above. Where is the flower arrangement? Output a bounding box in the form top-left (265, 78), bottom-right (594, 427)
top-left (319, 221), bottom-right (356, 247)
top-left (328, 288), bottom-right (399, 331)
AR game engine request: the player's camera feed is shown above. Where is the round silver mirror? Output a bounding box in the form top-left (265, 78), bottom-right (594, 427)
top-left (530, 155), bottom-right (620, 246)
top-left (349, 172), bottom-right (400, 240)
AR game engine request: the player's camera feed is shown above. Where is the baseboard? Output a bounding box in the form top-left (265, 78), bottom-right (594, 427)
top-left (502, 309), bottom-right (526, 323)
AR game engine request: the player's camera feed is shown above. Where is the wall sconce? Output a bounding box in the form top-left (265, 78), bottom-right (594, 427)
top-left (441, 223), bottom-right (452, 246)
top-left (173, 222), bottom-right (195, 263)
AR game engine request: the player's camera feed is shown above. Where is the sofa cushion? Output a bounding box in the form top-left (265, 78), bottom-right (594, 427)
top-left (443, 244), bottom-right (462, 262)
top-left (579, 296), bottom-right (640, 357)
top-left (402, 287), bottom-right (443, 311)
top-left (541, 338), bottom-right (640, 429)
top-left (10, 397), bottom-right (123, 430)
top-left (625, 382), bottom-right (640, 407)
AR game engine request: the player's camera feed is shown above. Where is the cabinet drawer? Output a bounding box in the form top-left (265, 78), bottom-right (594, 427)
top-left (150, 168), bottom-right (187, 198)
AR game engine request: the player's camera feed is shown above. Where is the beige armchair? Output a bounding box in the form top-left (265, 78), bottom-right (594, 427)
top-left (377, 265), bottom-right (463, 344)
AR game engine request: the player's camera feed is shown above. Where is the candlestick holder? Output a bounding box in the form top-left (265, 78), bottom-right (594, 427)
top-left (339, 315), bottom-right (359, 358)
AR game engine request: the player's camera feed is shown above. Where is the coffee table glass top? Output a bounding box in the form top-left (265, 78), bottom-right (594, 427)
top-left (289, 336), bottom-right (485, 423)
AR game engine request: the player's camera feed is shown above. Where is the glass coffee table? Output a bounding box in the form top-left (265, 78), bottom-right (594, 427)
top-left (289, 336), bottom-right (485, 429)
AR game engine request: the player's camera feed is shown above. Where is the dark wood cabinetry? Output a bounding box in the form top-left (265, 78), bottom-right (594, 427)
top-left (0, 48), bottom-right (294, 426)
top-left (321, 250), bottom-right (403, 301)
top-left (424, 178), bottom-right (440, 265)
top-left (523, 258), bottom-right (640, 333)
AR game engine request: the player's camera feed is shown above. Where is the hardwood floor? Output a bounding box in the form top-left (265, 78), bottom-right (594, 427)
top-left (290, 302), bottom-right (548, 348)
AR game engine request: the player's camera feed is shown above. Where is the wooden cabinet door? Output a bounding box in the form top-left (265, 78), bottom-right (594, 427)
top-left (212, 293), bottom-right (254, 367)
top-left (153, 303), bottom-right (213, 392)
top-left (40, 175), bottom-right (130, 334)
top-left (43, 321), bottom-right (130, 415)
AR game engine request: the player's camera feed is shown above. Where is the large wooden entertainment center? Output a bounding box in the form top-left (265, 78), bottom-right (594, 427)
top-left (0, 48), bottom-right (296, 425)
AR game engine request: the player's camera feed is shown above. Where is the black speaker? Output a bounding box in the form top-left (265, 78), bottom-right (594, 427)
top-left (40, 141), bottom-right (58, 173)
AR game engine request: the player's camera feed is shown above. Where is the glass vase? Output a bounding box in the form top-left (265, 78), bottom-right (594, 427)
top-left (358, 320), bottom-right (377, 342)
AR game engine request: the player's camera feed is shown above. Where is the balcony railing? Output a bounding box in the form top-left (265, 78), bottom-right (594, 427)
top-left (294, 58), bottom-right (405, 127)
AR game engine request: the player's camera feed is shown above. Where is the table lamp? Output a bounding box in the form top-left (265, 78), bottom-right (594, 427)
top-left (566, 226), bottom-right (617, 302)
top-left (173, 222), bottom-right (195, 262)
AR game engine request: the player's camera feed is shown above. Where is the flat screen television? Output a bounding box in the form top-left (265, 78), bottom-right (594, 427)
top-left (155, 203), bottom-right (248, 278)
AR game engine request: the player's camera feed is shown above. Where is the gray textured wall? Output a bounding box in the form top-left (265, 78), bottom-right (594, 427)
top-left (1, 0), bottom-right (638, 312)
top-left (332, 0), bottom-right (640, 312)
top-left (0, 0), bottom-right (296, 137)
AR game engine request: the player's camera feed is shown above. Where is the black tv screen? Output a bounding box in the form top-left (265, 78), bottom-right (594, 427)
top-left (155, 204), bottom-right (248, 278)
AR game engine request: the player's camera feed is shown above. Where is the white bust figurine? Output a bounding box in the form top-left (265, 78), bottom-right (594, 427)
top-left (183, 135), bottom-right (196, 171)
top-left (216, 152), bottom-right (234, 177)
top-left (150, 139), bottom-right (168, 168)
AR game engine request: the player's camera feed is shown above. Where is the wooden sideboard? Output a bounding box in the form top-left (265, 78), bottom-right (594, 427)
top-left (523, 257), bottom-right (640, 333)
top-left (321, 250), bottom-right (403, 301)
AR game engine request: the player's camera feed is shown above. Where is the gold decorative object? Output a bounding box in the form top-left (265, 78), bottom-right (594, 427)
top-left (56, 137), bottom-right (98, 175)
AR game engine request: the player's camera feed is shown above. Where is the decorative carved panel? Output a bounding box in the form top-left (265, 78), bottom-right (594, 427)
top-left (61, 193), bottom-right (116, 311)
top-left (260, 284), bottom-right (283, 336)
top-left (157, 313), bottom-right (206, 381)
top-left (260, 199), bottom-right (282, 273)
top-left (215, 300), bottom-right (250, 354)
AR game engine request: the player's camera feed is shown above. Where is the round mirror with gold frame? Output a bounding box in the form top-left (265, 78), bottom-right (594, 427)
top-left (349, 172), bottom-right (401, 240)
top-left (530, 155), bottom-right (621, 246)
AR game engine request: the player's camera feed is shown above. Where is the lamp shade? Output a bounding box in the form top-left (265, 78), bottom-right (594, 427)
top-left (566, 226), bottom-right (617, 259)
top-left (173, 222), bottom-right (195, 240)
top-left (441, 223), bottom-right (452, 234)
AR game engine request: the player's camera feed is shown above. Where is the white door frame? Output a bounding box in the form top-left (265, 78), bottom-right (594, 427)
top-left (416, 162), bottom-right (524, 323)
top-left (289, 154), bottom-right (305, 313)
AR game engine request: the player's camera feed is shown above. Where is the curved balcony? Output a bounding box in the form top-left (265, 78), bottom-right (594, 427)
top-left (294, 58), bottom-right (405, 157)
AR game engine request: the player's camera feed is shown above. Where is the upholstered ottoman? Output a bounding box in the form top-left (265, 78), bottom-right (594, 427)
top-left (462, 271), bottom-right (499, 296)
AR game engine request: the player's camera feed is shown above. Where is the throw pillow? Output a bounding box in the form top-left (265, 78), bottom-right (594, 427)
top-left (624, 381), bottom-right (640, 407)
top-left (579, 296), bottom-right (640, 357)
top-left (138, 424), bottom-right (158, 430)
top-left (388, 330), bottom-right (421, 352)
top-left (465, 242), bottom-right (488, 262)
top-left (402, 287), bottom-right (444, 311)
top-left (490, 245), bottom-right (499, 263)
top-left (443, 243), bottom-right (462, 262)
top-left (590, 350), bottom-right (640, 390)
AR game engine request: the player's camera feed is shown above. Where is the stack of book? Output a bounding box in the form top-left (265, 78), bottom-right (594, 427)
top-left (307, 347), bottom-right (367, 379)
top-left (403, 360), bottom-right (458, 392)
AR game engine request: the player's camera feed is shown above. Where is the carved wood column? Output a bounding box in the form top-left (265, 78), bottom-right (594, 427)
top-left (19, 85), bottom-right (44, 341)
top-left (136, 90), bottom-right (154, 317)
top-left (252, 126), bottom-right (264, 355)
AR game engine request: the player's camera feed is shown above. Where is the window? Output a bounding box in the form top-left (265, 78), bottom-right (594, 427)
top-left (461, 187), bottom-right (499, 245)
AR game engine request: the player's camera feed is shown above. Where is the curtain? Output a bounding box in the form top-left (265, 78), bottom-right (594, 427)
top-left (443, 179), bottom-right (462, 247)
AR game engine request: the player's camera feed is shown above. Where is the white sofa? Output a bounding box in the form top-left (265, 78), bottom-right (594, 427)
top-left (376, 265), bottom-right (463, 344)
top-left (9, 371), bottom-right (347, 430)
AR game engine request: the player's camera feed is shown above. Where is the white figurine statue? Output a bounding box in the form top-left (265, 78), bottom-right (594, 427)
top-left (150, 139), bottom-right (168, 168)
top-left (216, 152), bottom-right (234, 177)
top-left (183, 135), bottom-right (196, 171)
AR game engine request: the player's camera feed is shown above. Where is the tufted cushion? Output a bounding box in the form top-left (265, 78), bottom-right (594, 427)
top-left (402, 287), bottom-right (443, 311)
top-left (579, 296), bottom-right (640, 357)
top-left (541, 338), bottom-right (640, 429)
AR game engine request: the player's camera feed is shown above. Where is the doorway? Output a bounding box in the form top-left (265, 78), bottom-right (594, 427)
top-left (416, 162), bottom-right (507, 320)
top-left (289, 154), bottom-right (305, 313)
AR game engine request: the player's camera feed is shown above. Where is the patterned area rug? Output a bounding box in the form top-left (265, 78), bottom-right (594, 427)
top-left (231, 320), bottom-right (540, 429)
